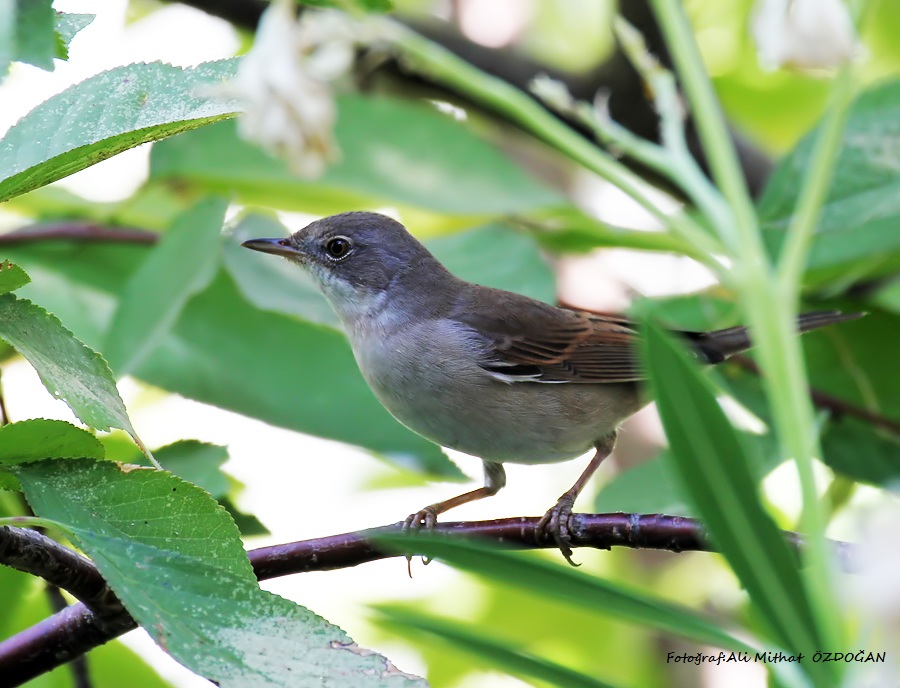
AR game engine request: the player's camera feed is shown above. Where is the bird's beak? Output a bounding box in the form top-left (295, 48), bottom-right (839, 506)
top-left (241, 237), bottom-right (302, 258)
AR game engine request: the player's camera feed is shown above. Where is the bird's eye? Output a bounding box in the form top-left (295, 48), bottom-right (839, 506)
top-left (325, 236), bottom-right (352, 260)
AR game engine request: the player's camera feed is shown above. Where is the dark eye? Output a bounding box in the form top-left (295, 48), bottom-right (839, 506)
top-left (325, 236), bottom-right (352, 260)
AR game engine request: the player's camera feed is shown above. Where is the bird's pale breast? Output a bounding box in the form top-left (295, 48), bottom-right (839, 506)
top-left (349, 317), bottom-right (643, 464)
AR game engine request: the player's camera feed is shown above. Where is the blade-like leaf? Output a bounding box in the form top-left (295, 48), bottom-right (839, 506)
top-left (376, 534), bottom-right (752, 654)
top-left (17, 459), bottom-right (426, 687)
top-left (150, 96), bottom-right (562, 214)
top-left (0, 59), bottom-right (241, 203)
top-left (378, 606), bottom-right (621, 688)
top-left (0, 293), bottom-right (137, 436)
top-left (105, 197), bottom-right (227, 375)
top-left (642, 321), bottom-right (822, 657)
top-left (0, 259), bottom-right (29, 294)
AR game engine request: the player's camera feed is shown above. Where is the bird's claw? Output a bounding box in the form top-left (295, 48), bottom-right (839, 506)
top-left (536, 495), bottom-right (579, 566)
top-left (402, 506), bottom-right (439, 567)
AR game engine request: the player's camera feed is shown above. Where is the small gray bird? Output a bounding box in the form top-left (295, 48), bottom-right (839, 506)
top-left (243, 211), bottom-right (859, 563)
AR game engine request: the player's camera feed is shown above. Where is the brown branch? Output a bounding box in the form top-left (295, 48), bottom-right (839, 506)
top-left (0, 514), bottom-right (857, 685)
top-left (731, 356), bottom-right (900, 437)
top-left (0, 526), bottom-right (125, 620)
top-left (0, 223), bottom-right (157, 246)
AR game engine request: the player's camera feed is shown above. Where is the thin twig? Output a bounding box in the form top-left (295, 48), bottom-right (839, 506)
top-left (731, 356), bottom-right (900, 437)
top-left (0, 514), bottom-right (857, 685)
top-left (0, 224), bottom-right (157, 246)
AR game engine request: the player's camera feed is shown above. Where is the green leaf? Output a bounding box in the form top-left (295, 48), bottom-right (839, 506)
top-left (0, 417), bottom-right (104, 491)
top-left (376, 534), bottom-right (753, 654)
top-left (0, 293), bottom-right (137, 436)
top-left (12, 0), bottom-right (55, 70)
top-left (150, 95), bottom-right (562, 214)
top-left (53, 12), bottom-right (93, 60)
top-left (0, 418), bottom-right (104, 464)
top-left (0, 59), bottom-right (241, 203)
top-left (642, 321), bottom-right (822, 656)
top-left (0, 259), bottom-right (29, 294)
top-left (378, 606), bottom-right (621, 688)
top-left (153, 440), bottom-right (230, 499)
top-left (17, 459), bottom-right (425, 687)
top-left (105, 197), bottom-right (227, 375)
top-left (759, 79), bottom-right (900, 287)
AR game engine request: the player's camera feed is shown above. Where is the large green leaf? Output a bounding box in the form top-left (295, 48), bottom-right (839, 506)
top-left (759, 79), bottom-right (900, 286)
top-left (0, 293), bottom-right (137, 436)
top-left (150, 95), bottom-right (562, 214)
top-left (642, 322), bottom-right (823, 660)
top-left (16, 459), bottom-right (425, 687)
top-left (0, 59), bottom-right (240, 203)
top-left (105, 197), bottom-right (227, 375)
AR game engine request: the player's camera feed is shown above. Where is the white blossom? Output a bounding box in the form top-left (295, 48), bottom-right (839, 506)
top-left (213, 1), bottom-right (375, 178)
top-left (751, 0), bottom-right (860, 71)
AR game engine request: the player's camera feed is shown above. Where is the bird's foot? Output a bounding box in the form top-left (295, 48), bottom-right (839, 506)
top-left (536, 495), bottom-right (579, 566)
top-left (402, 506), bottom-right (440, 567)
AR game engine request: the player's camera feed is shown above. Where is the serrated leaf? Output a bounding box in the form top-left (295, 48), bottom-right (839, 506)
top-left (0, 293), bottom-right (136, 435)
top-left (105, 197), bottom-right (227, 375)
top-left (0, 59), bottom-right (241, 203)
top-left (642, 321), bottom-right (822, 658)
top-left (53, 12), bottom-right (93, 60)
top-left (150, 95), bottom-right (561, 215)
top-left (0, 418), bottom-right (104, 463)
top-left (12, 0), bottom-right (55, 70)
top-left (0, 259), bottom-right (29, 294)
top-left (17, 459), bottom-right (425, 687)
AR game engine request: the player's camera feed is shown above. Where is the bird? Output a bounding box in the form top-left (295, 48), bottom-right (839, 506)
top-left (242, 211), bottom-right (861, 564)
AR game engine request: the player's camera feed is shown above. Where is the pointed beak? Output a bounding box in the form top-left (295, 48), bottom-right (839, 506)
top-left (240, 237), bottom-right (302, 258)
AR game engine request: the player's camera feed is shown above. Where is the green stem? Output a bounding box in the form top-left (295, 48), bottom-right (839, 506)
top-left (649, 0), bottom-right (760, 257)
top-left (777, 68), bottom-right (854, 293)
top-left (388, 22), bottom-right (724, 264)
top-left (649, 0), bottom-right (843, 665)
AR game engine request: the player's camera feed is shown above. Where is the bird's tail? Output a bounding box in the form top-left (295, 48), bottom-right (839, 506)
top-left (687, 310), bottom-right (864, 364)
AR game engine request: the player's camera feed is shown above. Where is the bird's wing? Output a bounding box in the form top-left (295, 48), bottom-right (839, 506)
top-left (454, 294), bottom-right (644, 384)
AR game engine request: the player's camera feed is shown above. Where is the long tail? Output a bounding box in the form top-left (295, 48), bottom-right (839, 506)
top-left (686, 310), bottom-right (865, 364)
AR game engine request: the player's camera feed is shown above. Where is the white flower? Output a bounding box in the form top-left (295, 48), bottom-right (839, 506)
top-left (215, 1), bottom-right (376, 178)
top-left (751, 0), bottom-right (860, 71)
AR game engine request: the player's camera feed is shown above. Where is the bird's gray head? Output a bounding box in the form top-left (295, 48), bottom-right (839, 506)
top-left (242, 211), bottom-right (442, 321)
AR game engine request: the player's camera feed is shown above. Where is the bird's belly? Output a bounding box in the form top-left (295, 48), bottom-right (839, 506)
top-left (354, 329), bottom-right (642, 464)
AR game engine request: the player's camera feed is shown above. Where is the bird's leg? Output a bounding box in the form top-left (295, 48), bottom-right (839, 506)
top-left (536, 434), bottom-right (617, 566)
top-left (404, 461), bottom-right (506, 531)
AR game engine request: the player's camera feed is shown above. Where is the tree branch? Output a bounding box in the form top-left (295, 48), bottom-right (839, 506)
top-left (0, 514), bottom-right (857, 685)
